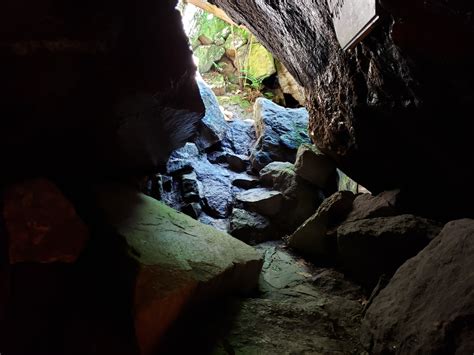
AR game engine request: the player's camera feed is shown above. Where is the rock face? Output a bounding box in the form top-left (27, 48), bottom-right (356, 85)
top-left (250, 98), bottom-right (311, 171)
top-left (210, 0), bottom-right (474, 219)
top-left (3, 179), bottom-right (89, 263)
top-left (361, 219), bottom-right (474, 354)
top-left (0, 0), bottom-right (204, 179)
top-left (97, 184), bottom-right (263, 355)
top-left (337, 214), bottom-right (442, 286)
top-left (343, 190), bottom-right (400, 223)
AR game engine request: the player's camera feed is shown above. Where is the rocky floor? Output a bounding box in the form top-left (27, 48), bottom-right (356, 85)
top-left (159, 241), bottom-right (367, 354)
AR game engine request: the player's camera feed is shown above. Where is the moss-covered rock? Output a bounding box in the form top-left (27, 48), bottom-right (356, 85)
top-left (237, 43), bottom-right (276, 81)
top-left (97, 183), bottom-right (263, 355)
top-left (194, 44), bottom-right (225, 73)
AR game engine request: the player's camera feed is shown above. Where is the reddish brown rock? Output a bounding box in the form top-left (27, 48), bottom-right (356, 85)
top-left (3, 179), bottom-right (89, 263)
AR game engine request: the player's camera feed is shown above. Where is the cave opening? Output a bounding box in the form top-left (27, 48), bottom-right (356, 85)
top-left (0, 0), bottom-right (473, 354)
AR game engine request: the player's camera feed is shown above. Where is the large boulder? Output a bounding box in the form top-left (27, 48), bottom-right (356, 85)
top-left (224, 29), bottom-right (248, 58)
top-left (361, 219), bottom-right (474, 354)
top-left (294, 144), bottom-right (336, 188)
top-left (97, 184), bottom-right (263, 355)
top-left (194, 45), bottom-right (225, 73)
top-left (337, 215), bottom-right (442, 286)
top-left (237, 42), bottom-right (276, 81)
top-left (250, 98), bottom-right (311, 171)
top-left (3, 179), bottom-right (89, 264)
top-left (195, 78), bottom-right (228, 150)
top-left (288, 191), bottom-right (355, 260)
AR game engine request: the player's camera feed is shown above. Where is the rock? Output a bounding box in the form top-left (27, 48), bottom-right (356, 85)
top-left (361, 219), bottom-right (474, 354)
top-left (181, 171), bottom-right (201, 203)
top-left (337, 169), bottom-right (359, 193)
top-left (224, 30), bottom-right (248, 58)
top-left (273, 165), bottom-right (324, 231)
top-left (239, 42), bottom-right (276, 80)
top-left (166, 142), bottom-right (199, 175)
top-left (229, 208), bottom-right (272, 243)
top-left (221, 119), bottom-right (256, 156)
top-left (250, 98), bottom-right (311, 171)
top-left (217, 56), bottom-right (239, 84)
top-left (193, 159), bottom-right (234, 218)
top-left (198, 213), bottom-right (230, 232)
top-left (207, 150), bottom-right (228, 164)
top-left (337, 215), bottom-right (442, 286)
top-left (96, 184), bottom-right (263, 355)
top-left (343, 190), bottom-right (400, 223)
top-left (194, 45), bottom-right (225, 73)
top-left (226, 153), bottom-right (249, 172)
top-left (276, 60), bottom-right (306, 106)
top-left (181, 203), bottom-right (202, 219)
top-left (294, 144), bottom-right (336, 188)
top-left (3, 179), bottom-right (89, 264)
top-left (198, 34), bottom-right (213, 45)
top-left (195, 78), bottom-right (228, 150)
top-left (236, 188), bottom-right (283, 216)
top-left (288, 191), bottom-right (355, 260)
top-left (232, 174), bottom-right (259, 189)
top-left (202, 71), bottom-right (226, 96)
top-left (259, 161), bottom-right (295, 186)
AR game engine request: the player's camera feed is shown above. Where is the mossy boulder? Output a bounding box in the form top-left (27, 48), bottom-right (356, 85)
top-left (97, 183), bottom-right (263, 355)
top-left (194, 45), bottom-right (225, 73)
top-left (224, 30), bottom-right (249, 58)
top-left (237, 43), bottom-right (276, 80)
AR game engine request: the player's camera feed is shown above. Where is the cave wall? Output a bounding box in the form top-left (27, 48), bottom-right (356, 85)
top-left (210, 0), bottom-right (474, 218)
top-left (0, 0), bottom-right (204, 180)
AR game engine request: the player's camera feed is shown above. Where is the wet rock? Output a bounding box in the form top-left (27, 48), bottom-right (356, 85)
top-left (221, 119), bottom-right (256, 156)
top-left (195, 78), bottom-right (228, 150)
top-left (250, 98), bottom-right (311, 171)
top-left (232, 174), bottom-right (259, 189)
top-left (96, 183), bottom-right (263, 355)
top-left (236, 188), bottom-right (283, 216)
top-left (166, 142), bottom-right (199, 175)
top-left (294, 144), bottom-right (336, 188)
top-left (194, 45), bottom-right (225, 73)
top-left (343, 190), bottom-right (400, 223)
top-left (259, 161), bottom-right (295, 186)
top-left (230, 208), bottom-right (272, 243)
top-left (3, 179), bottom-right (89, 264)
top-left (337, 214), bottom-right (442, 287)
top-left (288, 191), bottom-right (355, 260)
top-left (361, 219), bottom-right (474, 354)
top-left (226, 153), bottom-right (249, 173)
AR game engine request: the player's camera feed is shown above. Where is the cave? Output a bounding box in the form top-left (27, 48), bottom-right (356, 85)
top-left (0, 0), bottom-right (473, 354)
